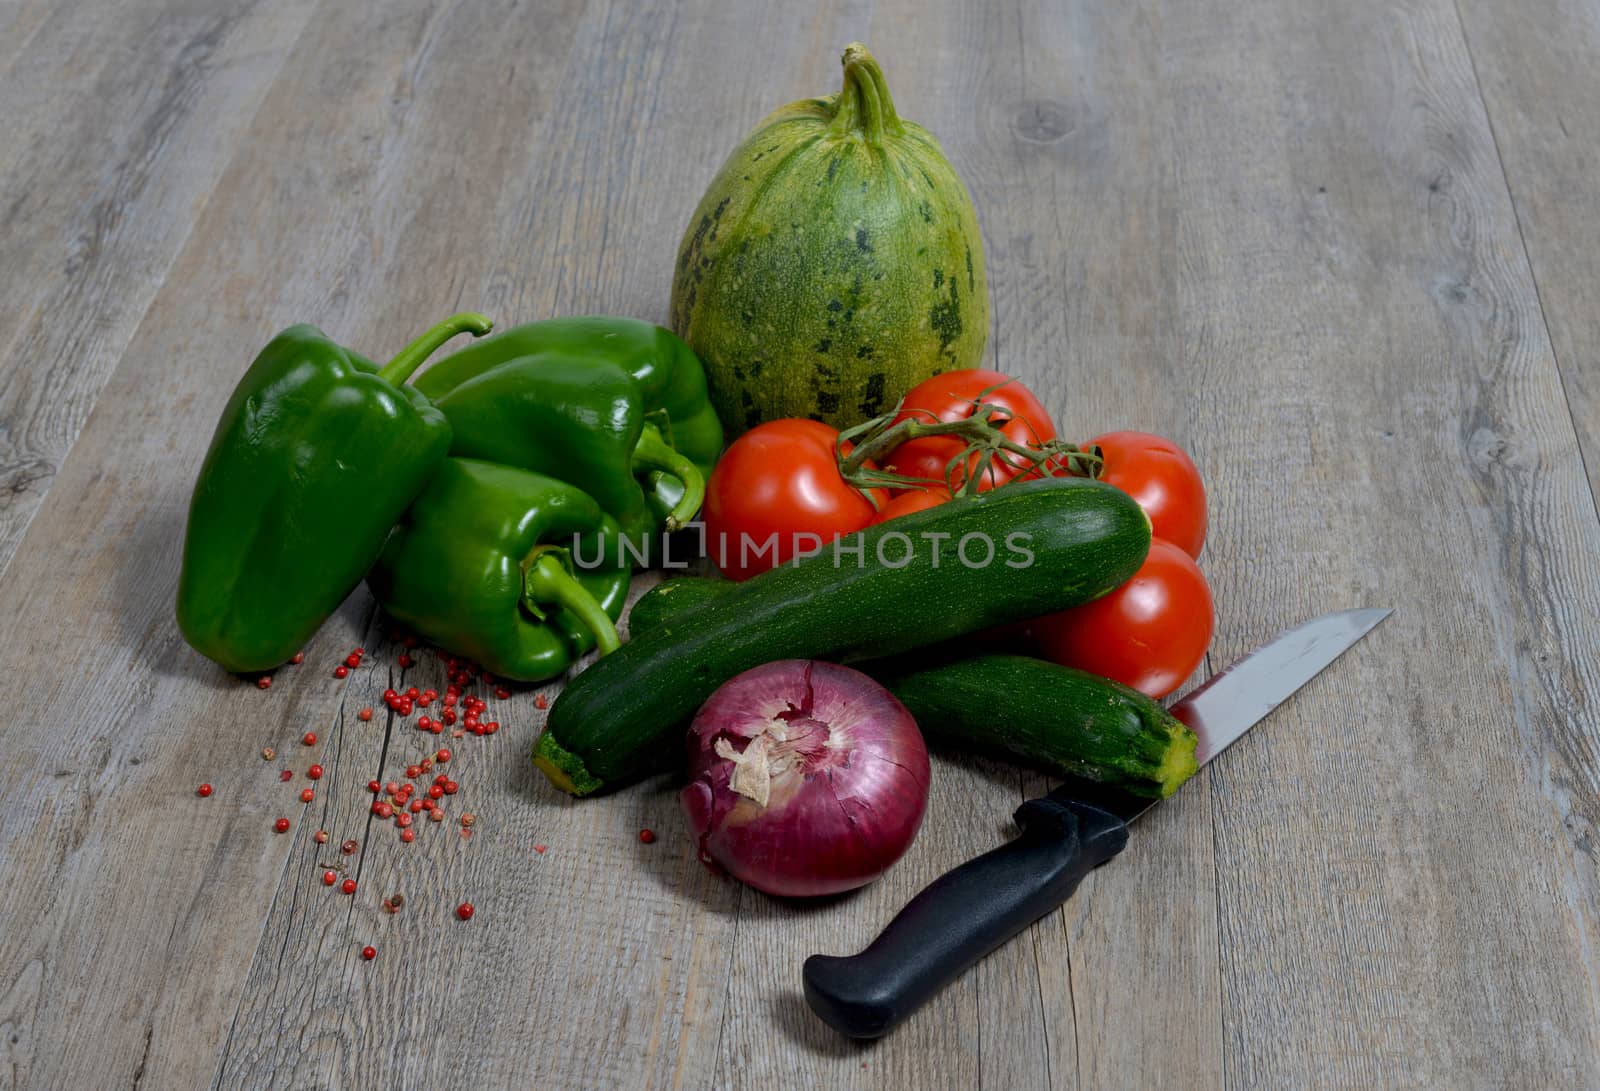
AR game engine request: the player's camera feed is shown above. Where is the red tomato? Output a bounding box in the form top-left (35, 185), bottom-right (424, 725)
top-left (883, 370), bottom-right (1057, 490)
top-left (1082, 431), bottom-right (1207, 558)
top-left (703, 419), bottom-right (884, 580)
top-left (870, 486), bottom-right (952, 525)
top-left (1025, 539), bottom-right (1213, 699)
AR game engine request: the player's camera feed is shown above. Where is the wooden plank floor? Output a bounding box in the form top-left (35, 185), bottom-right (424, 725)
top-left (2, 0), bottom-right (1598, 1087)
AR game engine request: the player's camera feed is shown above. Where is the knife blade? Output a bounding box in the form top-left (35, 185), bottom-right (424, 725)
top-left (802, 607), bottom-right (1393, 1038)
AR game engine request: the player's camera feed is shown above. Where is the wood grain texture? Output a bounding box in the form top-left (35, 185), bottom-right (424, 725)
top-left (1, 0), bottom-right (1599, 1088)
top-left (1157, 1), bottom-right (1600, 1084)
top-left (1455, 0), bottom-right (1600, 498)
top-left (0, 0), bottom-right (320, 578)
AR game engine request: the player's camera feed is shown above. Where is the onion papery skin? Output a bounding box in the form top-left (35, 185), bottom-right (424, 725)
top-left (681, 659), bottom-right (930, 897)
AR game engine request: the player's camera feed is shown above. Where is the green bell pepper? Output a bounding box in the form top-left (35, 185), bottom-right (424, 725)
top-left (414, 316), bottom-right (724, 519)
top-left (430, 355), bottom-right (705, 553)
top-left (177, 313), bottom-right (492, 673)
top-left (365, 458), bottom-right (630, 682)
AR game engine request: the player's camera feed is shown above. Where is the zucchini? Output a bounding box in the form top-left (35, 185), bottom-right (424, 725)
top-left (536, 478), bottom-right (1150, 795)
top-left (875, 654), bottom-right (1197, 797)
top-left (623, 574), bottom-right (731, 635)
top-left (630, 581), bottom-right (1197, 798)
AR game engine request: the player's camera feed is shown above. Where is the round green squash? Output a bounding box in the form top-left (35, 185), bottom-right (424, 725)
top-left (670, 43), bottom-right (989, 434)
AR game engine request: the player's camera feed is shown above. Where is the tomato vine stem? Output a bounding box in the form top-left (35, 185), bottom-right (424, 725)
top-left (835, 401), bottom-right (1102, 496)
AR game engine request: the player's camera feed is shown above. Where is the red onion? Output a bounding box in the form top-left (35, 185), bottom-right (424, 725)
top-left (680, 659), bottom-right (931, 897)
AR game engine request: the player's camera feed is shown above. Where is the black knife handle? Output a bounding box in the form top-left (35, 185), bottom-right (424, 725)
top-left (802, 797), bottom-right (1129, 1039)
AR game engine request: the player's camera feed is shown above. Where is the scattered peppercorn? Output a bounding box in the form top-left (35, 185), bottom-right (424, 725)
top-left (457, 902), bottom-right (474, 921)
top-left (358, 707), bottom-right (374, 722)
top-left (196, 783), bottom-right (213, 798)
top-left (533, 844), bottom-right (547, 854)
top-left (290, 652), bottom-right (305, 665)
top-left (460, 813), bottom-right (476, 829)
top-left (639, 828), bottom-right (656, 844)
top-left (362, 945), bottom-right (376, 960)
top-left (342, 839), bottom-right (359, 855)
top-left (323, 871), bottom-right (337, 886)
top-left (333, 665), bottom-right (349, 679)
top-left (341, 878), bottom-right (357, 895)
top-left (302, 732), bottom-right (317, 746)
top-left (308, 764), bottom-right (324, 780)
top-left (280, 770), bottom-right (294, 782)
top-left (398, 654), bottom-right (414, 668)
top-left (274, 818), bottom-right (290, 833)
top-left (256, 676), bottom-right (272, 690)
top-left (300, 787), bottom-right (315, 803)
top-left (314, 829), bottom-right (329, 844)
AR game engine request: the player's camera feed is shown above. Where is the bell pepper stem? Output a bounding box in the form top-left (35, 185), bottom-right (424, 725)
top-left (524, 549), bottom-right (621, 656)
top-left (632, 424), bottom-right (706, 531)
top-left (378, 312), bottom-right (494, 386)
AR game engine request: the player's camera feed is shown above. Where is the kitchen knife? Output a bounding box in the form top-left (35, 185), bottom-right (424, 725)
top-left (802, 607), bottom-right (1394, 1039)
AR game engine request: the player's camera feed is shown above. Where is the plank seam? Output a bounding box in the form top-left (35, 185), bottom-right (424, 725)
top-left (1028, 767), bottom-right (1067, 1091)
top-left (209, 603), bottom-right (382, 1086)
top-left (1449, 0), bottom-right (1600, 534)
top-left (1449, 0), bottom-right (1600, 1050)
top-left (706, 886), bottom-right (747, 1086)
top-left (0, 0), bottom-right (317, 590)
top-left (1203, 647), bottom-right (1231, 1091)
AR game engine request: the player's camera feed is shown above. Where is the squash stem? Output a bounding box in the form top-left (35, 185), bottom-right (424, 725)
top-left (828, 42), bottom-right (903, 145)
top-left (533, 733), bottom-right (603, 796)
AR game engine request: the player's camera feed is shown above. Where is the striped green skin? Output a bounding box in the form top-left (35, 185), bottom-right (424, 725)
top-left (629, 583), bottom-right (1198, 798)
top-left (670, 44), bottom-right (989, 434)
top-left (534, 478), bottom-right (1150, 796)
top-left (871, 655), bottom-right (1198, 798)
